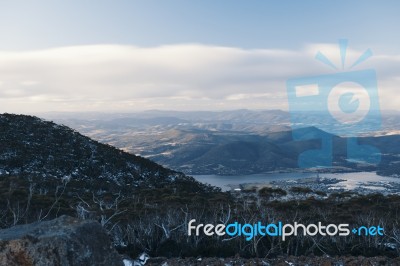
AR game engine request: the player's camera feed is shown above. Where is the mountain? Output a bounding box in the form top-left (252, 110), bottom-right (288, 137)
top-left (145, 126), bottom-right (349, 175)
top-left (38, 110), bottom-right (400, 176)
top-left (0, 113), bottom-right (226, 257)
top-left (0, 113), bottom-right (212, 192)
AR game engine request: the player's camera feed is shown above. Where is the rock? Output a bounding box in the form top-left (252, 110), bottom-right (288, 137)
top-left (0, 215), bottom-right (123, 266)
top-left (123, 253), bottom-right (150, 266)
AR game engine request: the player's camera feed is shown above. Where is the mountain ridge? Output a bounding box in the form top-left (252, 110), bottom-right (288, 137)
top-left (0, 113), bottom-right (213, 192)
top-left (36, 110), bottom-right (400, 176)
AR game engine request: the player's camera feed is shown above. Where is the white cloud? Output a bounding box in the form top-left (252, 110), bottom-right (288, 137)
top-left (0, 43), bottom-right (398, 113)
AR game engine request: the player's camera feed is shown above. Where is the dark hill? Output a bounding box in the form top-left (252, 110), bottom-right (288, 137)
top-left (0, 113), bottom-right (213, 193)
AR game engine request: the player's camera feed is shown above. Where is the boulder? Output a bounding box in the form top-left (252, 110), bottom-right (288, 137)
top-left (0, 215), bottom-right (123, 266)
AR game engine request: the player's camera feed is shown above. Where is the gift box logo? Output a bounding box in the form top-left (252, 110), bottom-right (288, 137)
top-left (287, 40), bottom-right (381, 168)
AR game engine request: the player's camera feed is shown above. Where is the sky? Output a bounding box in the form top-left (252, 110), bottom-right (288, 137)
top-left (0, 0), bottom-right (399, 113)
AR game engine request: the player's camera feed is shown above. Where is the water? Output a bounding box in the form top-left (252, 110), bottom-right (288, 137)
top-left (193, 172), bottom-right (400, 191)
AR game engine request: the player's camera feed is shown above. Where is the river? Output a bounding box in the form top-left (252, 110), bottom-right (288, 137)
top-left (193, 172), bottom-right (400, 191)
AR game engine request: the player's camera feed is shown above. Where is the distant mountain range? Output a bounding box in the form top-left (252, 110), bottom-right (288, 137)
top-left (39, 110), bottom-right (400, 176)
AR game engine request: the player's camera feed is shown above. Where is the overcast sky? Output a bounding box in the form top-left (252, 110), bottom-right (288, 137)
top-left (0, 0), bottom-right (399, 113)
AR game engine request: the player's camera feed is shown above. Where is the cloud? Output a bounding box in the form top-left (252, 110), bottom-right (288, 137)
top-left (0, 43), bottom-right (398, 113)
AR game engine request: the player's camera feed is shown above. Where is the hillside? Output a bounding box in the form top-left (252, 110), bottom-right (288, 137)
top-left (0, 113), bottom-right (219, 229)
top-left (0, 113), bottom-right (226, 258)
top-left (0, 113), bottom-right (212, 191)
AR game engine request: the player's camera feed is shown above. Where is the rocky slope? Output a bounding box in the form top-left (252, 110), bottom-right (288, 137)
top-left (0, 215), bottom-right (123, 266)
top-left (0, 113), bottom-right (210, 191)
top-left (0, 113), bottom-right (216, 234)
